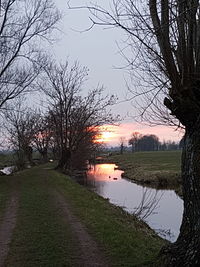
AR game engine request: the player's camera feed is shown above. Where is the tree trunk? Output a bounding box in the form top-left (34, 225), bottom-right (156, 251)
top-left (40, 149), bottom-right (48, 163)
top-left (15, 150), bottom-right (26, 170)
top-left (56, 148), bottom-right (71, 171)
top-left (160, 121), bottom-right (200, 266)
top-left (26, 146), bottom-right (34, 166)
top-left (120, 144), bottom-right (124, 154)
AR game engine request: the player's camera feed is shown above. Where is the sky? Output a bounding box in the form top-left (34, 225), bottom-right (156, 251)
top-left (98, 123), bottom-right (183, 146)
top-left (50, 0), bottom-right (183, 145)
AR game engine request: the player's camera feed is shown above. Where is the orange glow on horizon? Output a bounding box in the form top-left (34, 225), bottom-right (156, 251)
top-left (94, 123), bottom-right (183, 146)
top-left (94, 125), bottom-right (119, 143)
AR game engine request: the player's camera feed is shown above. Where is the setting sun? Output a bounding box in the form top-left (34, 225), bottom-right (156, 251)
top-left (94, 126), bottom-right (118, 143)
top-left (95, 132), bottom-right (112, 143)
top-left (101, 131), bottom-right (112, 141)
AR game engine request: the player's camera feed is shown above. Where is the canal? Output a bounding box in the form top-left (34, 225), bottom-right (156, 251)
top-left (79, 163), bottom-right (183, 242)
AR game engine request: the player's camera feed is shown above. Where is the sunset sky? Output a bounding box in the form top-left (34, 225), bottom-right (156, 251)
top-left (98, 123), bottom-right (183, 146)
top-left (49, 1), bottom-right (184, 145)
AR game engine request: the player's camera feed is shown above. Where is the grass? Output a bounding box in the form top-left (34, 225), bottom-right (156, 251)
top-left (4, 164), bottom-right (166, 266)
top-left (50, 166), bottom-right (166, 266)
top-left (0, 151), bottom-right (43, 169)
top-left (107, 151), bottom-right (182, 186)
top-left (6, 167), bottom-right (79, 267)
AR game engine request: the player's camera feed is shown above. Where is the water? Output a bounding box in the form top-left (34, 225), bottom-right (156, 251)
top-left (83, 163), bottom-right (183, 242)
top-left (0, 166), bottom-right (15, 175)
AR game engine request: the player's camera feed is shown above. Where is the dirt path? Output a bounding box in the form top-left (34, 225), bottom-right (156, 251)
top-left (0, 191), bottom-right (19, 267)
top-left (55, 191), bottom-right (109, 267)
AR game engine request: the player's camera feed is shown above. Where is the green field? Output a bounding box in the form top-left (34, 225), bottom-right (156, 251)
top-left (0, 164), bottom-right (166, 266)
top-left (108, 151), bottom-right (182, 186)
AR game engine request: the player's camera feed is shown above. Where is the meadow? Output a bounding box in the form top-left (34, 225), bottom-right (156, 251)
top-left (107, 150), bottom-right (182, 186)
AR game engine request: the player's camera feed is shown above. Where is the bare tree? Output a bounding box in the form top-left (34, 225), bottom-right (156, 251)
top-left (33, 112), bottom-right (53, 163)
top-left (128, 132), bottom-right (142, 152)
top-left (69, 0), bottom-right (200, 265)
top-left (5, 103), bottom-right (37, 168)
top-left (70, 126), bottom-right (101, 170)
top-left (39, 60), bottom-right (117, 171)
top-left (0, 0), bottom-right (60, 111)
top-left (119, 137), bottom-right (126, 154)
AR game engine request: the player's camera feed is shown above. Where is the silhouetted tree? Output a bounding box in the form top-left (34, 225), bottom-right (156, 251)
top-left (0, 0), bottom-right (60, 112)
top-left (5, 103), bottom-right (37, 168)
top-left (33, 112), bottom-right (53, 163)
top-left (71, 0), bottom-right (200, 264)
top-left (160, 141), bottom-right (167, 151)
top-left (119, 137), bottom-right (126, 154)
top-left (128, 132), bottom-right (142, 152)
top-left (138, 135), bottom-right (159, 151)
top-left (166, 141), bottom-right (179, 151)
top-left (40, 60), bottom-right (117, 171)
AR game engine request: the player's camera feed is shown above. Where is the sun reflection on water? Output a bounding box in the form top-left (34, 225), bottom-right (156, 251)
top-left (87, 164), bottom-right (124, 181)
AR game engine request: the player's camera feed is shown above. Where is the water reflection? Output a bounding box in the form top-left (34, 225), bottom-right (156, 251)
top-left (85, 164), bottom-right (183, 242)
top-left (87, 164), bottom-right (123, 181)
top-left (133, 188), bottom-right (163, 220)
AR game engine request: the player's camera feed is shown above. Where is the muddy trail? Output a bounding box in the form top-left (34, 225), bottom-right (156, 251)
top-left (0, 190), bottom-right (19, 267)
top-left (0, 169), bottom-right (109, 267)
top-left (54, 191), bottom-right (109, 267)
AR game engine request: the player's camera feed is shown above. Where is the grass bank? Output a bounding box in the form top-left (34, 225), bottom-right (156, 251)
top-left (49, 166), bottom-right (166, 266)
top-left (4, 164), bottom-right (166, 266)
top-left (107, 151), bottom-right (181, 187)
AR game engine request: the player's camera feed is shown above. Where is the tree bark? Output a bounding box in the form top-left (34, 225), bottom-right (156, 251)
top-left (56, 148), bottom-right (71, 171)
top-left (160, 118), bottom-right (200, 266)
top-left (26, 146), bottom-right (35, 166)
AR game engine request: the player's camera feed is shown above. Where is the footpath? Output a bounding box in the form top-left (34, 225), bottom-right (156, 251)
top-left (0, 164), bottom-right (165, 266)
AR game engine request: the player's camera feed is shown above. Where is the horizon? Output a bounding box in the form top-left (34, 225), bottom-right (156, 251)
top-left (98, 123), bottom-right (183, 146)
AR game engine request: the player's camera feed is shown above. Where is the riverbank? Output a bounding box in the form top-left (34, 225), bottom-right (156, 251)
top-left (0, 164), bottom-right (166, 266)
top-left (105, 151), bottom-right (181, 187)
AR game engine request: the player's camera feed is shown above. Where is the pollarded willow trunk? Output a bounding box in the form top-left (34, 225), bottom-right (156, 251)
top-left (160, 120), bottom-right (200, 266)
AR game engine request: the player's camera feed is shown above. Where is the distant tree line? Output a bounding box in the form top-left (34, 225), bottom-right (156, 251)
top-left (128, 132), bottom-right (182, 153)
